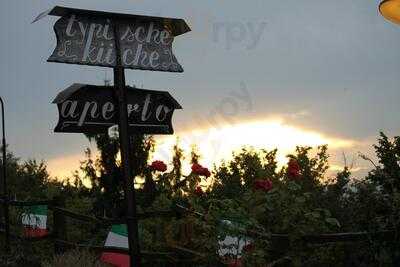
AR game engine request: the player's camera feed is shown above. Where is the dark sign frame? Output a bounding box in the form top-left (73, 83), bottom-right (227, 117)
top-left (34, 6), bottom-right (191, 72)
top-left (52, 84), bottom-right (182, 134)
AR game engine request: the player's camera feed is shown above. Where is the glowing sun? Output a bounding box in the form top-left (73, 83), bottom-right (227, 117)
top-left (151, 119), bottom-right (355, 172)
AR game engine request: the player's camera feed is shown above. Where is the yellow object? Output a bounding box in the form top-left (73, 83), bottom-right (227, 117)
top-left (380, 0), bottom-right (400, 25)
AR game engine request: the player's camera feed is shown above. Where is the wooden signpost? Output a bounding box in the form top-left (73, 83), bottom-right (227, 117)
top-left (0, 97), bottom-right (10, 253)
top-left (34, 6), bottom-right (190, 266)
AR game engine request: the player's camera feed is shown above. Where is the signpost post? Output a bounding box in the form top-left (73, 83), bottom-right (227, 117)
top-left (114, 59), bottom-right (141, 267)
top-left (113, 20), bottom-right (140, 265)
top-left (34, 6), bottom-right (190, 266)
top-left (0, 96), bottom-right (10, 253)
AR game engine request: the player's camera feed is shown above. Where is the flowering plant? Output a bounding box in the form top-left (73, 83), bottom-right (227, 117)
top-left (149, 160), bottom-right (167, 172)
top-left (253, 179), bottom-right (273, 192)
top-left (287, 158), bottom-right (300, 179)
top-left (191, 163), bottom-right (211, 177)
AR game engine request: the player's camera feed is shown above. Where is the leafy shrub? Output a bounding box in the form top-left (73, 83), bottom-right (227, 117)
top-left (42, 249), bottom-right (111, 267)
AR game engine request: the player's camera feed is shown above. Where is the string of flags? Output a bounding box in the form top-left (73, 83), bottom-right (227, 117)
top-left (20, 205), bottom-right (251, 266)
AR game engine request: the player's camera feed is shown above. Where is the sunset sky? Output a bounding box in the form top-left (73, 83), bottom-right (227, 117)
top-left (1, 0), bottom-right (399, 180)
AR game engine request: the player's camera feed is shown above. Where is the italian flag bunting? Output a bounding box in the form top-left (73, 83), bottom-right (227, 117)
top-left (101, 224), bottom-right (130, 267)
top-left (21, 205), bottom-right (49, 238)
top-left (218, 219), bottom-right (251, 264)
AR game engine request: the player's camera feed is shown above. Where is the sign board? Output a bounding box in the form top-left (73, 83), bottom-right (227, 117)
top-left (34, 6), bottom-right (190, 72)
top-left (52, 84), bottom-right (182, 134)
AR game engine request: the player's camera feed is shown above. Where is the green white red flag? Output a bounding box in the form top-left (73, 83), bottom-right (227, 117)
top-left (218, 220), bottom-right (251, 263)
top-left (21, 205), bottom-right (49, 238)
top-left (101, 224), bottom-right (130, 267)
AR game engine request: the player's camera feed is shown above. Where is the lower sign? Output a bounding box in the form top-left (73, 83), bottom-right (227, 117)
top-left (52, 84), bottom-right (182, 134)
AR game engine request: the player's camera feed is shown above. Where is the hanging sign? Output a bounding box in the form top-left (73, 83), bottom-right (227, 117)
top-left (52, 84), bottom-right (182, 134)
top-left (33, 6), bottom-right (190, 72)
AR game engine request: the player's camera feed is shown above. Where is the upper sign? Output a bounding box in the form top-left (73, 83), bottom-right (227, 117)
top-left (33, 6), bottom-right (191, 72)
top-left (52, 84), bottom-right (182, 134)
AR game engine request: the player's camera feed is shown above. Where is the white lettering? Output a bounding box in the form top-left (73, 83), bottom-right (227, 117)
top-left (78, 21), bottom-right (88, 41)
top-left (61, 100), bottom-right (78, 118)
top-left (149, 51), bottom-right (159, 68)
top-left (146, 22), bottom-right (160, 43)
top-left (132, 43), bottom-right (144, 66)
top-left (102, 20), bottom-right (113, 40)
top-left (121, 26), bottom-right (135, 41)
top-left (78, 102), bottom-right (98, 126)
top-left (66, 15), bottom-right (77, 37)
top-left (135, 26), bottom-right (146, 43)
top-left (141, 94), bottom-right (152, 121)
top-left (127, 103), bottom-right (140, 117)
top-left (123, 49), bottom-right (134, 65)
top-left (160, 30), bottom-right (171, 45)
top-left (102, 102), bottom-right (114, 120)
top-left (156, 105), bottom-right (171, 121)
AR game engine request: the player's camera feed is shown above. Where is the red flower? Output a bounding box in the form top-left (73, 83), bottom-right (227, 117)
top-left (202, 168), bottom-right (211, 178)
top-left (287, 159), bottom-right (301, 179)
top-left (150, 160), bottom-right (167, 172)
top-left (191, 163), bottom-right (203, 173)
top-left (227, 258), bottom-right (242, 267)
top-left (191, 163), bottom-right (211, 177)
top-left (194, 186), bottom-right (204, 197)
top-left (253, 179), bottom-right (273, 192)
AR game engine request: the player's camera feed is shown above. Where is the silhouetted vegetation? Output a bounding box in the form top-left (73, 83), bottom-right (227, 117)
top-left (1, 132), bottom-right (400, 266)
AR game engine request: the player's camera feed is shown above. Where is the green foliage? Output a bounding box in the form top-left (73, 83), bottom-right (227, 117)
top-left (42, 249), bottom-right (111, 267)
top-left (3, 132), bottom-right (400, 265)
top-left (366, 132), bottom-right (400, 193)
top-left (80, 133), bottom-right (155, 217)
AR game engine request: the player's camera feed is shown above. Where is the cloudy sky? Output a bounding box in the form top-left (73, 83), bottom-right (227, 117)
top-left (1, 0), bottom-right (399, 179)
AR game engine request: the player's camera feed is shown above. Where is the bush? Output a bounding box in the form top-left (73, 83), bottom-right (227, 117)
top-left (42, 249), bottom-right (111, 267)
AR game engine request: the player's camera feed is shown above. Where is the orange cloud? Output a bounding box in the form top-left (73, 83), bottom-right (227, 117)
top-left (46, 153), bottom-right (84, 180)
